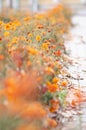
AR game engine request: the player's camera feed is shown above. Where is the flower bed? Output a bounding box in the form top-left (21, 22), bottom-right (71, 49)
top-left (0, 4), bottom-right (84, 130)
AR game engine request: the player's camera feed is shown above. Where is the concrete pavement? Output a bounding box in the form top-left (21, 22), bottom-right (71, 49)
top-left (65, 14), bottom-right (86, 130)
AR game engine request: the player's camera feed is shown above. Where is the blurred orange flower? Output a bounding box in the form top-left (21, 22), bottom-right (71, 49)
top-left (28, 47), bottom-right (38, 55)
top-left (22, 102), bottom-right (46, 119)
top-left (4, 23), bottom-right (11, 30)
top-left (42, 43), bottom-right (49, 50)
top-left (46, 118), bottom-right (57, 128)
top-left (4, 72), bottom-right (40, 102)
top-left (0, 54), bottom-right (4, 60)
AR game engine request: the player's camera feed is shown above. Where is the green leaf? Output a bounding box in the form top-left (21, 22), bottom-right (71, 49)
top-left (42, 92), bottom-right (53, 105)
top-left (58, 90), bottom-right (67, 107)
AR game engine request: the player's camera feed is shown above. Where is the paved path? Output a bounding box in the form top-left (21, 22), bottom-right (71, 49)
top-left (64, 15), bottom-right (86, 130)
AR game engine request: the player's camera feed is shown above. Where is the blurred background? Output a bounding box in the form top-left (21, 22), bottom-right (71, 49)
top-left (0, 0), bottom-right (86, 13)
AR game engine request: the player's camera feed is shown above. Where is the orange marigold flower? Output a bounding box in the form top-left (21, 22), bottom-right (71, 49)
top-left (45, 67), bottom-right (55, 74)
top-left (50, 99), bottom-right (59, 113)
top-left (4, 23), bottom-right (11, 30)
top-left (47, 83), bottom-right (59, 92)
top-left (52, 77), bottom-right (60, 83)
top-left (54, 50), bottom-right (61, 56)
top-left (61, 80), bottom-right (68, 87)
top-left (46, 81), bottom-right (51, 86)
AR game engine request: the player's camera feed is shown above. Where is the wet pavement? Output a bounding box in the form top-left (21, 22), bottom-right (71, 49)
top-left (65, 15), bottom-right (86, 130)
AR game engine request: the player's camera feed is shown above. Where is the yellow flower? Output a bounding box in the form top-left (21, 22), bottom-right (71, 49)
top-left (27, 47), bottom-right (38, 55)
top-left (13, 20), bottom-right (21, 27)
top-left (46, 81), bottom-right (51, 86)
top-left (12, 37), bottom-right (19, 44)
top-left (0, 20), bottom-right (3, 26)
top-left (42, 43), bottom-right (48, 50)
top-left (4, 31), bottom-right (10, 37)
top-left (36, 35), bottom-right (41, 42)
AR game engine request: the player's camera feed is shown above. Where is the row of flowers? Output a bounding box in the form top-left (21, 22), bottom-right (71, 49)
top-left (0, 4), bottom-right (84, 130)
